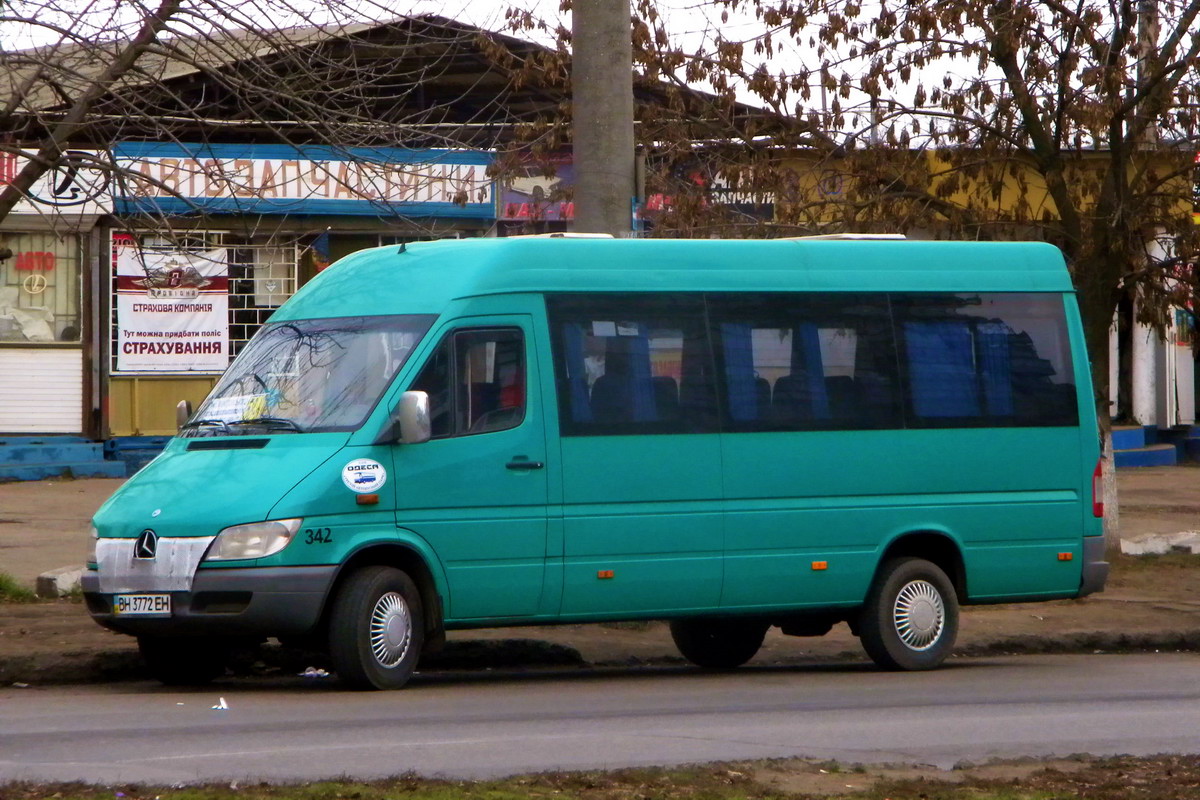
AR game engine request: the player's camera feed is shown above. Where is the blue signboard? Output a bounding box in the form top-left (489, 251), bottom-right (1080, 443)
top-left (112, 143), bottom-right (495, 218)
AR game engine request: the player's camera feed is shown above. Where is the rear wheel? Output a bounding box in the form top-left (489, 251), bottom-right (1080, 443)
top-left (858, 557), bottom-right (958, 671)
top-left (138, 636), bottom-right (229, 686)
top-left (669, 618), bottom-right (768, 669)
top-left (328, 566), bottom-right (424, 690)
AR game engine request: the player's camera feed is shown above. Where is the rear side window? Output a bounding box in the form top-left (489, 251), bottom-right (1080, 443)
top-left (892, 294), bottom-right (1077, 427)
top-left (708, 293), bottom-right (902, 431)
top-left (546, 291), bottom-right (1078, 435)
top-left (409, 328), bottom-right (526, 437)
top-left (547, 295), bottom-right (719, 435)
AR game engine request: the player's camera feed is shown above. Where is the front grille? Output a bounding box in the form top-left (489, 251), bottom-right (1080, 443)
top-left (94, 536), bottom-right (216, 593)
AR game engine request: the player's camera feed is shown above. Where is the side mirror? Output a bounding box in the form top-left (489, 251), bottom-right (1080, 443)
top-left (176, 399), bottom-right (193, 431)
top-left (396, 391), bottom-right (430, 444)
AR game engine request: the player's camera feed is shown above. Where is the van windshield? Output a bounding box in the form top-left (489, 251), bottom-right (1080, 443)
top-left (182, 315), bottom-right (435, 436)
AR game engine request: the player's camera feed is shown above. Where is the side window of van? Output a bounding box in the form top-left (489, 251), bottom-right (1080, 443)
top-left (893, 293), bottom-right (1078, 427)
top-left (547, 294), bottom-right (719, 435)
top-left (709, 293), bottom-right (902, 431)
top-left (409, 328), bottom-right (526, 437)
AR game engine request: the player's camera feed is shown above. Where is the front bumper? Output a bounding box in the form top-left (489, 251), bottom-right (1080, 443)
top-left (1078, 535), bottom-right (1110, 597)
top-left (82, 565), bottom-right (337, 638)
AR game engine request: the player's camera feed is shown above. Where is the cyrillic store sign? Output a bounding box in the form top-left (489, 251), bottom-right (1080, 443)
top-left (112, 143), bottom-right (495, 218)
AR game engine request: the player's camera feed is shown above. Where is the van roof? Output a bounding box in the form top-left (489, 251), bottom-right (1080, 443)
top-left (275, 237), bottom-right (1073, 321)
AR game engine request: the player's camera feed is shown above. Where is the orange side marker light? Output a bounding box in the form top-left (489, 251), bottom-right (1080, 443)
top-left (597, 569), bottom-right (615, 579)
top-left (811, 561), bottom-right (828, 571)
top-left (356, 494), bottom-right (379, 505)
top-left (1058, 552), bottom-right (1074, 561)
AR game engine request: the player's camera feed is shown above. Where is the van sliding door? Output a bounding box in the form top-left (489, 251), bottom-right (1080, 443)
top-left (547, 294), bottom-right (723, 617)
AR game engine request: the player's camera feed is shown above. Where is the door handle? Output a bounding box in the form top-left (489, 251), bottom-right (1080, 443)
top-left (506, 458), bottom-right (544, 470)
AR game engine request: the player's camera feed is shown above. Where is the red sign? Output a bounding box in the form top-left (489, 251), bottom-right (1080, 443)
top-left (503, 201), bottom-right (575, 220)
top-left (14, 251), bottom-right (55, 271)
top-left (0, 152), bottom-right (16, 185)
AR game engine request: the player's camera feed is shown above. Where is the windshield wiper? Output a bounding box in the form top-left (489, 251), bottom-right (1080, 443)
top-left (228, 416), bottom-right (306, 433)
top-left (179, 418), bottom-right (231, 435)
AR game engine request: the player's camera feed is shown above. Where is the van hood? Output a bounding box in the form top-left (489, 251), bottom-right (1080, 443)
top-left (92, 434), bottom-right (350, 539)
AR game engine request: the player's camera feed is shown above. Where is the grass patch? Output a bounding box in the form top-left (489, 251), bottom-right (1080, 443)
top-left (0, 571), bottom-right (37, 603)
top-left (3, 755), bottom-right (1200, 800)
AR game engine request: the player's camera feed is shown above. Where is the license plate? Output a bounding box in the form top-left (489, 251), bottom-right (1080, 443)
top-left (113, 593), bottom-right (171, 616)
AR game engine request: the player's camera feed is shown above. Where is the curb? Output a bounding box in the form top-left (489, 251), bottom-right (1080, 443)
top-left (36, 565), bottom-right (86, 598)
top-left (4, 630), bottom-right (1199, 688)
top-left (1, 638), bottom-right (586, 687)
top-left (1120, 531), bottom-right (1200, 555)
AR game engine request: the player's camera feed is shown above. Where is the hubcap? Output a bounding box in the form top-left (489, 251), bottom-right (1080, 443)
top-left (892, 579), bottom-right (945, 651)
top-left (369, 591), bottom-right (411, 668)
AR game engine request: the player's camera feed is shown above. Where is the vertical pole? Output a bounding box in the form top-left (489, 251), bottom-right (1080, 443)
top-left (1135, 0), bottom-right (1160, 146)
top-left (572, 0), bottom-right (636, 236)
top-left (1131, 295), bottom-right (1158, 427)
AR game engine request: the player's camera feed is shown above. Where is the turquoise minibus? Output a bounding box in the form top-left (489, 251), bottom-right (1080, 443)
top-left (83, 236), bottom-right (1108, 689)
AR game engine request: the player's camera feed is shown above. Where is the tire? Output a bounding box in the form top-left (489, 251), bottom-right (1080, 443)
top-left (858, 557), bottom-right (959, 671)
top-left (669, 618), bottom-right (768, 669)
top-left (328, 566), bottom-right (424, 690)
top-left (138, 636), bottom-right (229, 686)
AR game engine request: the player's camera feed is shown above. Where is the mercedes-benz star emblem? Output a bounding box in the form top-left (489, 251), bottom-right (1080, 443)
top-left (134, 529), bottom-right (158, 560)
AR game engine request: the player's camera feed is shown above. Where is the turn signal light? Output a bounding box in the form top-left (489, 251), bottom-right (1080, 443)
top-left (597, 569), bottom-right (614, 579)
top-left (811, 561), bottom-right (828, 571)
top-left (356, 494), bottom-right (379, 505)
top-left (1058, 552), bottom-right (1074, 561)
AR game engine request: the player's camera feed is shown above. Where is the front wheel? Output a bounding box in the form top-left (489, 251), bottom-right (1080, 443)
top-left (858, 557), bottom-right (959, 671)
top-left (669, 618), bottom-right (768, 669)
top-left (328, 566), bottom-right (424, 690)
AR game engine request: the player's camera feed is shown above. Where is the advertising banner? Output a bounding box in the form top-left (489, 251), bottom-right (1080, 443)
top-left (115, 242), bottom-right (229, 372)
top-left (111, 143), bottom-right (494, 218)
top-left (0, 149), bottom-right (112, 219)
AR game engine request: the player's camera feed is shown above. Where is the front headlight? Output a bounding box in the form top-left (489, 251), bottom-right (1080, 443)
top-left (87, 524), bottom-right (98, 568)
top-left (204, 518), bottom-right (302, 561)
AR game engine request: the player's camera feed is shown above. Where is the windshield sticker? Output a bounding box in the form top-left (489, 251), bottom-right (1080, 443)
top-left (204, 394), bottom-right (269, 422)
top-left (342, 458), bottom-right (387, 493)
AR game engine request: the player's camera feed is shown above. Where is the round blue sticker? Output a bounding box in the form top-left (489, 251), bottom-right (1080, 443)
top-left (341, 458), bottom-right (387, 493)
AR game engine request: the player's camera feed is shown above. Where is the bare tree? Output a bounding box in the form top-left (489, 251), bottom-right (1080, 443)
top-left (606, 0), bottom-right (1199, 407)
top-left (0, 1), bottom-right (602, 235)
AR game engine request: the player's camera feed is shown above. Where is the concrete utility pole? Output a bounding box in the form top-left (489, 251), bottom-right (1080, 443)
top-left (572, 0), bottom-right (636, 236)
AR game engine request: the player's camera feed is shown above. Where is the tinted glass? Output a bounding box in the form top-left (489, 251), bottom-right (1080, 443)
top-left (547, 294), bottom-right (719, 435)
top-left (547, 291), bottom-right (1078, 436)
top-left (892, 293), bottom-right (1077, 427)
top-left (709, 293), bottom-right (902, 431)
top-left (409, 327), bottom-right (526, 438)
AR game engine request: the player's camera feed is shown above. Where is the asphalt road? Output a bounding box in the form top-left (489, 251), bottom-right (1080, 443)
top-left (2, 653), bottom-right (1199, 785)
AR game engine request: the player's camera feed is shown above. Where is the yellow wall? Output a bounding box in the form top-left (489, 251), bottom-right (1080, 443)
top-left (778, 149), bottom-right (1194, 226)
top-left (109, 376), bottom-right (218, 436)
